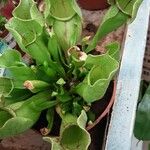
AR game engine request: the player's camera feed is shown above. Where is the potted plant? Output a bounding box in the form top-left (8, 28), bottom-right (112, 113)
top-left (0, 0), bottom-right (142, 149)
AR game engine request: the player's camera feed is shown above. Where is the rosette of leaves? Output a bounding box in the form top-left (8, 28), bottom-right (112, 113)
top-left (0, 0), bottom-right (142, 149)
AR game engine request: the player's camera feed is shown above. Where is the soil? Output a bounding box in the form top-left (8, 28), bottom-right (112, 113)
top-left (82, 9), bottom-right (125, 53)
top-left (88, 116), bottom-right (109, 150)
top-left (0, 130), bottom-right (51, 150)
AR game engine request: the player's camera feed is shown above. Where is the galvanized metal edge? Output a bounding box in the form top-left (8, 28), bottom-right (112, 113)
top-left (105, 0), bottom-right (150, 150)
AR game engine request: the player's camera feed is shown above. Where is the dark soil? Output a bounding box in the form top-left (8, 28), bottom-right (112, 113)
top-left (88, 116), bottom-right (109, 150)
top-left (0, 130), bottom-right (51, 150)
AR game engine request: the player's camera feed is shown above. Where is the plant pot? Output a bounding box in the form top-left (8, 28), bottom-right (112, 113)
top-left (77, 0), bottom-right (109, 10)
top-left (0, 0), bottom-right (15, 19)
top-left (87, 81), bottom-right (116, 150)
top-left (87, 80), bottom-right (116, 131)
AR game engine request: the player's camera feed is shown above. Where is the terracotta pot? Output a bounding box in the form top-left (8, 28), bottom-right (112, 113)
top-left (0, 0), bottom-right (15, 19)
top-left (77, 0), bottom-right (109, 10)
top-left (87, 80), bottom-right (116, 130)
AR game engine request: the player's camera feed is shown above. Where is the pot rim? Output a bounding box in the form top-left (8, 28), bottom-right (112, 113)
top-left (77, 0), bottom-right (109, 11)
top-left (86, 80), bottom-right (116, 131)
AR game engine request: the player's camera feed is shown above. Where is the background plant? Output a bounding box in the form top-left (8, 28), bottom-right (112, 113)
top-left (134, 81), bottom-right (150, 140)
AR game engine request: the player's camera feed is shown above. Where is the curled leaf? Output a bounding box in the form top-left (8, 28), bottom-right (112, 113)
top-left (75, 53), bottom-right (119, 102)
top-left (116, 0), bottom-right (143, 19)
top-left (0, 91), bottom-right (57, 138)
top-left (45, 0), bottom-right (82, 53)
top-left (0, 78), bottom-right (14, 97)
top-left (85, 5), bottom-right (128, 53)
top-left (43, 110), bottom-right (91, 150)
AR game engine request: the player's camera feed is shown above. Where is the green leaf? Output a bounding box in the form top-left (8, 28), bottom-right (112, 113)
top-left (57, 93), bottom-right (72, 103)
top-left (45, 0), bottom-right (82, 20)
top-left (4, 89), bottom-right (32, 106)
top-left (85, 5), bottom-right (129, 53)
top-left (75, 53), bottom-right (119, 102)
top-left (34, 66), bottom-right (54, 82)
top-left (53, 15), bottom-right (82, 52)
top-left (56, 78), bottom-right (66, 85)
top-left (105, 42), bottom-right (120, 61)
top-left (24, 80), bottom-right (50, 93)
top-left (6, 17), bottom-right (42, 48)
top-left (43, 137), bottom-right (63, 150)
top-left (134, 84), bottom-right (150, 140)
top-left (49, 0), bottom-right (76, 20)
top-left (6, 18), bottom-right (51, 64)
top-left (0, 91), bottom-right (58, 138)
top-left (0, 110), bottom-right (12, 127)
top-left (45, 0), bottom-right (82, 53)
top-left (0, 50), bottom-right (37, 88)
top-left (12, 0), bottom-right (44, 26)
top-left (46, 108), bottom-right (54, 135)
top-left (44, 110), bottom-right (91, 150)
top-left (0, 50), bottom-right (23, 67)
top-left (0, 117), bottom-right (33, 138)
top-left (5, 0), bottom-right (51, 65)
top-left (48, 33), bottom-right (61, 64)
top-left (7, 66), bottom-right (37, 88)
top-left (16, 91), bottom-right (55, 115)
top-left (116, 0), bottom-right (143, 19)
top-left (72, 101), bottom-right (83, 116)
top-left (0, 78), bottom-right (14, 97)
top-left (60, 111), bottom-right (91, 150)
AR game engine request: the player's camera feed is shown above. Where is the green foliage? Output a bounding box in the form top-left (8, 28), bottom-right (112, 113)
top-left (75, 53), bottom-right (119, 102)
top-left (85, 0), bottom-right (143, 53)
top-left (0, 15), bottom-right (6, 29)
top-left (0, 0), bottom-right (142, 149)
top-left (44, 110), bottom-right (91, 150)
top-left (134, 83), bottom-right (150, 140)
top-left (0, 91), bottom-right (57, 138)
